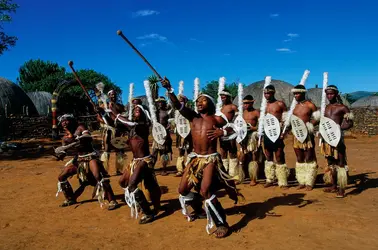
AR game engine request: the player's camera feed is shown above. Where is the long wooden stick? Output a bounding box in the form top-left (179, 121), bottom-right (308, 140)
top-left (117, 30), bottom-right (163, 80)
top-left (67, 61), bottom-right (96, 108)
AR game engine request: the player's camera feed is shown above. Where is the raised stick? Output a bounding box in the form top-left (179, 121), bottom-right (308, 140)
top-left (117, 30), bottom-right (162, 80)
top-left (68, 61), bottom-right (96, 108)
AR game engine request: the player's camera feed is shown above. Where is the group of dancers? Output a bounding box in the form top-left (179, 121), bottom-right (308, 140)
top-left (54, 70), bottom-right (354, 238)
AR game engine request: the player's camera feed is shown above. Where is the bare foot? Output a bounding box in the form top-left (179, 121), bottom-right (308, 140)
top-left (175, 172), bottom-right (183, 177)
top-left (323, 186), bottom-right (337, 193)
top-left (160, 171), bottom-right (168, 176)
top-left (336, 188), bottom-right (345, 198)
top-left (249, 180), bottom-right (257, 186)
top-left (139, 214), bottom-right (154, 224)
top-left (305, 185), bottom-right (313, 191)
top-left (214, 225), bottom-right (230, 238)
top-left (280, 186), bottom-right (289, 190)
top-left (264, 182), bottom-right (274, 188)
top-left (297, 185), bottom-right (305, 190)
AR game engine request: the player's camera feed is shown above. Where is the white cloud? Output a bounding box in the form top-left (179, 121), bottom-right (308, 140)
top-left (132, 10), bottom-right (160, 17)
top-left (276, 48), bottom-right (295, 52)
top-left (190, 38), bottom-right (204, 43)
top-left (270, 13), bottom-right (279, 18)
top-left (283, 39), bottom-right (292, 42)
top-left (137, 33), bottom-right (167, 42)
top-left (287, 33), bottom-right (299, 38)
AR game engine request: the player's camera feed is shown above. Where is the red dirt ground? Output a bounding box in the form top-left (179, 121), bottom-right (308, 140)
top-left (1, 134), bottom-right (378, 250)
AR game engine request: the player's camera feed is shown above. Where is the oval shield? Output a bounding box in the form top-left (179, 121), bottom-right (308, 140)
top-left (319, 116), bottom-right (341, 147)
top-left (290, 114), bottom-right (308, 143)
top-left (152, 122), bottom-right (167, 145)
top-left (111, 137), bottom-right (129, 149)
top-left (234, 115), bottom-right (248, 144)
top-left (176, 113), bottom-right (191, 139)
top-left (263, 113), bottom-right (281, 143)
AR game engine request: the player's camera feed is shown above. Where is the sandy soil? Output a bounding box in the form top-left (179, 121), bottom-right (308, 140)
top-left (1, 134), bottom-right (378, 250)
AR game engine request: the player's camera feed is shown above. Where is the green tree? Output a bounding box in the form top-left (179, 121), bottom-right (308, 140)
top-left (147, 74), bottom-right (159, 101)
top-left (201, 80), bottom-right (242, 100)
top-left (17, 59), bottom-right (122, 115)
top-left (0, 0), bottom-right (19, 55)
top-left (17, 59), bottom-right (66, 93)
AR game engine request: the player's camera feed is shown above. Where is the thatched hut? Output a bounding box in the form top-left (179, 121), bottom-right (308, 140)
top-left (307, 87), bottom-right (351, 108)
top-left (27, 91), bottom-right (53, 116)
top-left (0, 77), bottom-right (38, 117)
top-left (233, 79), bottom-right (295, 108)
top-left (351, 95), bottom-right (378, 108)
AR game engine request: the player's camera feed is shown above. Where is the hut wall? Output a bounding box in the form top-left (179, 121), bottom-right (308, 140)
top-left (1, 115), bottom-right (99, 140)
top-left (350, 107), bottom-right (378, 135)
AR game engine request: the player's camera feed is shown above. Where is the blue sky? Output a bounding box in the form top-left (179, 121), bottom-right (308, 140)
top-left (1, 0), bottom-right (377, 103)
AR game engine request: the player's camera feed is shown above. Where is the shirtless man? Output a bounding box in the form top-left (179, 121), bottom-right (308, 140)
top-left (238, 95), bottom-right (261, 186)
top-left (56, 114), bottom-right (119, 210)
top-left (262, 85), bottom-right (289, 189)
top-left (162, 77), bottom-right (242, 238)
top-left (218, 90), bottom-right (240, 181)
top-left (175, 94), bottom-right (193, 177)
top-left (320, 85), bottom-right (354, 198)
top-left (98, 90), bottom-right (126, 175)
top-left (151, 97), bottom-right (173, 176)
top-left (114, 104), bottom-right (162, 224)
top-left (287, 85), bottom-right (320, 191)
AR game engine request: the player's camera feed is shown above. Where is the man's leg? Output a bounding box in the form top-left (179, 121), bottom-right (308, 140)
top-left (229, 140), bottom-right (243, 183)
top-left (249, 151), bottom-right (259, 186)
top-left (200, 163), bottom-right (229, 238)
top-left (115, 150), bottom-right (125, 176)
top-left (275, 146), bottom-right (289, 189)
top-left (294, 148), bottom-right (306, 189)
top-left (303, 147), bottom-right (318, 191)
top-left (126, 162), bottom-right (155, 224)
top-left (264, 148), bottom-right (276, 188)
top-left (101, 130), bottom-right (112, 172)
top-left (57, 164), bottom-right (78, 207)
top-left (220, 142), bottom-right (229, 172)
top-left (176, 148), bottom-right (185, 177)
top-left (178, 164), bottom-right (204, 221)
top-left (89, 160), bottom-right (119, 210)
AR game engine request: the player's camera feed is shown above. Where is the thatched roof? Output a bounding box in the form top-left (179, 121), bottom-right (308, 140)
top-left (351, 95), bottom-right (378, 108)
top-left (307, 88), bottom-right (351, 108)
top-left (0, 77), bottom-right (38, 117)
top-left (27, 91), bottom-right (53, 116)
top-left (233, 79), bottom-right (295, 108)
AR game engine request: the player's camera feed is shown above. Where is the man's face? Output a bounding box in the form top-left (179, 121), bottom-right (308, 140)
top-left (220, 94), bottom-right (229, 104)
top-left (133, 106), bottom-right (142, 119)
top-left (61, 119), bottom-right (70, 128)
top-left (108, 91), bottom-right (116, 102)
top-left (243, 101), bottom-right (254, 111)
top-left (157, 101), bottom-right (166, 109)
top-left (326, 90), bottom-right (338, 101)
top-left (294, 92), bottom-right (305, 102)
top-left (132, 99), bottom-right (142, 106)
top-left (196, 96), bottom-right (209, 113)
top-left (264, 91), bottom-right (274, 101)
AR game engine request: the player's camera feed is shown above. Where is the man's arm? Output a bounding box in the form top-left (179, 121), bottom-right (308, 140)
top-left (161, 77), bottom-right (197, 121)
top-left (341, 106), bottom-right (354, 130)
top-left (309, 102), bottom-right (320, 125)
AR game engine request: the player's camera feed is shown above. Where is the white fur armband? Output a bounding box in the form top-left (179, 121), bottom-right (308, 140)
top-left (282, 111), bottom-right (288, 122)
top-left (311, 110), bottom-right (321, 122)
top-left (223, 129), bottom-right (228, 136)
top-left (344, 112), bottom-right (354, 121)
top-left (306, 122), bottom-right (314, 134)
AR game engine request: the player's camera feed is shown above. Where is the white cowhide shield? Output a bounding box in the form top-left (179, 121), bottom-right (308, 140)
top-left (111, 137), bottom-right (128, 149)
top-left (290, 114), bottom-right (308, 143)
top-left (319, 116), bottom-right (341, 147)
top-left (234, 115), bottom-right (248, 144)
top-left (176, 113), bottom-right (191, 138)
top-left (263, 113), bottom-right (281, 143)
top-left (152, 122), bottom-right (167, 145)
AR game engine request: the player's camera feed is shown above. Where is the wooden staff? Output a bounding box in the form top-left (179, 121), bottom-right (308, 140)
top-left (67, 61), bottom-right (96, 108)
top-left (117, 30), bottom-right (163, 80)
